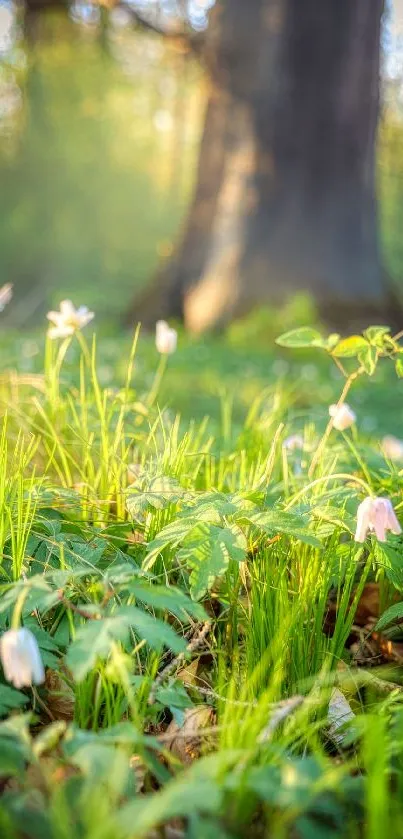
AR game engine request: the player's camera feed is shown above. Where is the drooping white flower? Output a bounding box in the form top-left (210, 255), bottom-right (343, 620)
top-left (0, 283), bottom-right (12, 311)
top-left (0, 627), bottom-right (45, 689)
top-left (47, 300), bottom-right (94, 339)
top-left (155, 320), bottom-right (177, 355)
top-left (381, 435), bottom-right (403, 462)
top-left (283, 434), bottom-right (304, 452)
top-left (329, 402), bottom-right (356, 431)
top-left (354, 496), bottom-right (402, 543)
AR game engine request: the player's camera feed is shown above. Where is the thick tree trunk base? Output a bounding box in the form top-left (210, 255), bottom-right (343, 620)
top-left (125, 0), bottom-right (399, 335)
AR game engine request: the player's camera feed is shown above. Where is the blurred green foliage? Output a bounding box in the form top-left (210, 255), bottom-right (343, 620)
top-left (0, 13), bottom-right (202, 320)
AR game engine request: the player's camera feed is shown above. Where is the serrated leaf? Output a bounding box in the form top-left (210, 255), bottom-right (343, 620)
top-left (239, 510), bottom-right (322, 548)
top-left (66, 606), bottom-right (186, 681)
top-left (178, 523), bottom-right (247, 600)
top-left (332, 336), bottom-right (369, 358)
top-left (374, 601), bottom-right (403, 632)
top-left (364, 325), bottom-right (390, 346)
top-left (358, 344), bottom-right (378, 375)
top-left (126, 475), bottom-right (187, 519)
top-left (0, 684), bottom-right (29, 716)
top-left (374, 542), bottom-right (403, 590)
top-left (118, 776), bottom-right (223, 836)
top-left (127, 582), bottom-right (206, 621)
top-left (275, 327), bottom-right (325, 349)
top-left (143, 518), bottom-right (199, 572)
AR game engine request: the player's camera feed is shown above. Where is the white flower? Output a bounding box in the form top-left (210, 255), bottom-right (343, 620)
top-left (283, 434), bottom-right (304, 452)
top-left (47, 300), bottom-right (94, 339)
top-left (0, 283), bottom-right (12, 311)
top-left (354, 496), bottom-right (402, 543)
top-left (0, 627), bottom-right (45, 689)
top-left (381, 435), bottom-right (403, 461)
top-left (155, 320), bottom-right (177, 355)
top-left (329, 402), bottom-right (356, 431)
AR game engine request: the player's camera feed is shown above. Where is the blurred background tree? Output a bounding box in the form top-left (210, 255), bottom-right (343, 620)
top-left (0, 0), bottom-right (403, 329)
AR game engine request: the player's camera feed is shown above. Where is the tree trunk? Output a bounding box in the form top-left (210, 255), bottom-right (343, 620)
top-left (130, 0), bottom-right (396, 333)
top-left (23, 0), bottom-right (69, 41)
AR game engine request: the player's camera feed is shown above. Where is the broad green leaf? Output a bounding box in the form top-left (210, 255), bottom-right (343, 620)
top-left (374, 601), bottom-right (403, 632)
top-left (395, 357), bottom-right (403, 378)
top-left (178, 523), bottom-right (247, 600)
top-left (143, 518), bottom-right (199, 571)
top-left (118, 606), bottom-right (186, 655)
top-left (325, 333), bottom-right (341, 350)
top-left (126, 475), bottom-right (187, 518)
top-left (374, 542), bottom-right (403, 591)
top-left (358, 344), bottom-right (378, 376)
top-left (332, 336), bottom-right (368, 358)
top-left (364, 325), bottom-right (390, 346)
top-left (66, 606), bottom-right (186, 681)
top-left (240, 510), bottom-right (322, 548)
top-left (118, 778), bottom-right (223, 837)
top-left (127, 582), bottom-right (206, 621)
top-left (0, 684), bottom-right (29, 716)
top-left (275, 327), bottom-right (325, 349)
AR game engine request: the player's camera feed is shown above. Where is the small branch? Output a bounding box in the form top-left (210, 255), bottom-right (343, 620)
top-left (57, 591), bottom-right (100, 621)
top-left (117, 3), bottom-right (204, 53)
top-left (148, 620), bottom-right (211, 705)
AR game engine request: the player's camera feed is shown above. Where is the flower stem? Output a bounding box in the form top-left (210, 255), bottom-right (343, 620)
top-left (308, 366), bottom-right (363, 478)
top-left (147, 354), bottom-right (168, 408)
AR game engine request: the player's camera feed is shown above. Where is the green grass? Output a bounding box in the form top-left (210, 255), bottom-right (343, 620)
top-left (0, 312), bottom-right (403, 837)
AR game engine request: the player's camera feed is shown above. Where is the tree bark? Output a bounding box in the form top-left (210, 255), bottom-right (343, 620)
top-left (130, 0), bottom-right (396, 333)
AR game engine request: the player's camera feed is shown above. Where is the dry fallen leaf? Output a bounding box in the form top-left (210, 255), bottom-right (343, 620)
top-left (45, 668), bottom-right (75, 721)
top-left (163, 705), bottom-right (215, 764)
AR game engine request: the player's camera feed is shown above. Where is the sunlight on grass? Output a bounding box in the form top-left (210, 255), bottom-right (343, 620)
top-left (0, 296), bottom-right (402, 836)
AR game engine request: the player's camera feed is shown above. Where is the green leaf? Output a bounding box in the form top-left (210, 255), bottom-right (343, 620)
top-left (178, 523), bottom-right (247, 600)
top-left (275, 327), bottom-right (325, 349)
top-left (374, 601), bottom-right (403, 632)
top-left (239, 510), bottom-right (322, 548)
top-left (325, 333), bottom-right (341, 350)
top-left (0, 684), bottom-right (29, 716)
top-left (358, 345), bottom-right (378, 375)
top-left (364, 325), bottom-right (391, 346)
top-left (374, 542), bottom-right (403, 591)
top-left (127, 582), bottom-right (206, 621)
top-left (395, 357), bottom-right (403, 378)
top-left (126, 475), bottom-right (187, 519)
top-left (143, 518), bottom-right (199, 571)
top-left (332, 336), bottom-right (369, 357)
top-left (66, 606), bottom-right (186, 681)
top-left (118, 777), bottom-right (223, 837)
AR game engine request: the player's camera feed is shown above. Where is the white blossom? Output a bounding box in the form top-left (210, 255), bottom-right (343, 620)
top-left (0, 627), bottom-right (45, 689)
top-left (0, 283), bottom-right (12, 312)
top-left (354, 496), bottom-right (402, 543)
top-left (381, 435), bottom-right (403, 461)
top-left (47, 300), bottom-right (94, 339)
top-left (329, 402), bottom-right (356, 431)
top-left (155, 320), bottom-right (177, 355)
top-left (283, 434), bottom-right (304, 452)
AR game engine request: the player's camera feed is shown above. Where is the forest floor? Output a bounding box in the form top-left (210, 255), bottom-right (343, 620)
top-left (1, 303), bottom-right (403, 838)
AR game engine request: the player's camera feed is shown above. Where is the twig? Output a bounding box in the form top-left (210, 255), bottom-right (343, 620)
top-left (57, 591), bottom-right (100, 621)
top-left (148, 621), bottom-right (211, 705)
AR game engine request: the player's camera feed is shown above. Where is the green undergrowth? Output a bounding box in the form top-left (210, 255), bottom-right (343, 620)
top-left (0, 319), bottom-right (403, 838)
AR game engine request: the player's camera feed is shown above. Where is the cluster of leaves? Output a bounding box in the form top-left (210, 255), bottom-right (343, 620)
top-left (277, 324), bottom-right (403, 377)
